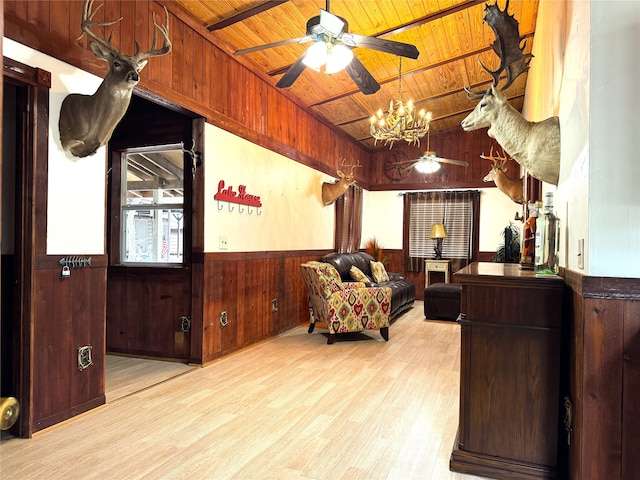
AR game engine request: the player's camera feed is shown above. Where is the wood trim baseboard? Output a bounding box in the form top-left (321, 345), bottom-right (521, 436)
top-left (562, 268), bottom-right (640, 300)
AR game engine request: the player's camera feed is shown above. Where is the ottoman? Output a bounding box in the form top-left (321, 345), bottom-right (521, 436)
top-left (424, 283), bottom-right (462, 321)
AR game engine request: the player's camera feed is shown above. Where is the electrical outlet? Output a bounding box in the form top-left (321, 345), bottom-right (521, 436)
top-left (219, 236), bottom-right (229, 250)
top-left (577, 238), bottom-right (584, 269)
top-left (272, 299), bottom-right (278, 312)
top-left (220, 311), bottom-right (228, 327)
top-left (180, 315), bottom-right (191, 332)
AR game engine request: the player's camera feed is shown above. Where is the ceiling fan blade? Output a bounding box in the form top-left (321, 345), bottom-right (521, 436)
top-left (434, 157), bottom-right (469, 166)
top-left (319, 10), bottom-right (344, 37)
top-left (234, 36), bottom-right (312, 56)
top-left (345, 56), bottom-right (380, 95)
top-left (348, 34), bottom-right (419, 59)
top-left (276, 57), bottom-right (307, 88)
top-left (392, 159), bottom-right (422, 166)
top-left (402, 162), bottom-right (419, 172)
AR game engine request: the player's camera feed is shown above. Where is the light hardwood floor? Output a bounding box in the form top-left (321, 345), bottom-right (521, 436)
top-left (0, 302), bottom-right (489, 480)
top-left (106, 354), bottom-right (197, 402)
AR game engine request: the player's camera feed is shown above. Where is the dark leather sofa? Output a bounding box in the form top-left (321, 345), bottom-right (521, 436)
top-left (319, 252), bottom-right (415, 321)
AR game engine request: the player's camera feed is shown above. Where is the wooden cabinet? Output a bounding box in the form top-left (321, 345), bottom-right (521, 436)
top-left (450, 262), bottom-right (564, 479)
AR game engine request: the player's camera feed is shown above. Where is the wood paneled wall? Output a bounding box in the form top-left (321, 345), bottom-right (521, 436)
top-left (562, 270), bottom-right (640, 480)
top-left (32, 256), bottom-right (107, 432)
top-left (192, 251), bottom-right (324, 364)
top-left (369, 129), bottom-right (500, 190)
top-left (3, 0), bottom-right (369, 183)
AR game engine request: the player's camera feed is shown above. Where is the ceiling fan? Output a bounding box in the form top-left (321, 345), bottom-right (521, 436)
top-left (383, 127), bottom-right (468, 179)
top-left (233, 0), bottom-right (419, 95)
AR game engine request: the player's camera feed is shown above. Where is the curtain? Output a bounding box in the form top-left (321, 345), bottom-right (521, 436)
top-left (404, 190), bottom-right (480, 272)
top-left (334, 185), bottom-right (363, 253)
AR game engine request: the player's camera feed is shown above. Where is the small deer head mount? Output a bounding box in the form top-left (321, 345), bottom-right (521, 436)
top-left (480, 146), bottom-right (524, 204)
top-left (59, 0), bottom-right (172, 158)
top-left (321, 160), bottom-right (361, 206)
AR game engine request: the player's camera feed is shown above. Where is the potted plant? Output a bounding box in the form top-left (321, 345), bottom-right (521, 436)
top-left (364, 238), bottom-right (389, 266)
top-left (493, 222), bottom-right (521, 263)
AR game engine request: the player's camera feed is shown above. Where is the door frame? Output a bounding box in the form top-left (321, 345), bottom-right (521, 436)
top-left (2, 57), bottom-right (51, 437)
top-left (105, 93), bottom-right (204, 362)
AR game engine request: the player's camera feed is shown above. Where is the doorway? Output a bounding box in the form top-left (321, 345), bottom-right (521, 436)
top-left (1, 82), bottom-right (25, 431)
top-left (106, 94), bottom-right (201, 376)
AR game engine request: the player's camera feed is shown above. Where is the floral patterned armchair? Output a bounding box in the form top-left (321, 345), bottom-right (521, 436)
top-left (300, 261), bottom-right (392, 344)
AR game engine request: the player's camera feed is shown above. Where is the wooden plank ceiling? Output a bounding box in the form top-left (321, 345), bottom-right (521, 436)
top-left (173, 0), bottom-right (539, 151)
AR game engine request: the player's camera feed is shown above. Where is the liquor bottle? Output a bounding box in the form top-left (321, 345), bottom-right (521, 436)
top-left (535, 192), bottom-right (560, 274)
top-left (520, 201), bottom-right (541, 270)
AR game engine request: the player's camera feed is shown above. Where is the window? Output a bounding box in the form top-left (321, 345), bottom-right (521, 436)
top-left (120, 146), bottom-right (185, 265)
top-left (404, 191), bottom-right (480, 271)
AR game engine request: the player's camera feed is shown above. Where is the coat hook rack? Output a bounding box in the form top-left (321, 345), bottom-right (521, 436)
top-left (215, 200), bottom-right (262, 215)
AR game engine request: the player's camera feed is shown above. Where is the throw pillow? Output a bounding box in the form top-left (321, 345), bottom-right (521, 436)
top-left (317, 263), bottom-right (342, 284)
top-left (349, 265), bottom-right (371, 282)
top-left (370, 261), bottom-right (389, 283)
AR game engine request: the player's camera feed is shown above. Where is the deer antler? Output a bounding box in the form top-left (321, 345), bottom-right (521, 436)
top-left (78, 0), bottom-right (123, 51)
top-left (78, 1), bottom-right (171, 60)
top-left (465, 0), bottom-right (533, 98)
top-left (133, 6), bottom-right (172, 61)
top-left (339, 158), bottom-right (362, 175)
top-left (480, 146), bottom-right (509, 169)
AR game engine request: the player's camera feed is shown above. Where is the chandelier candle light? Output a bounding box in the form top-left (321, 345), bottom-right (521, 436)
top-left (370, 58), bottom-right (430, 147)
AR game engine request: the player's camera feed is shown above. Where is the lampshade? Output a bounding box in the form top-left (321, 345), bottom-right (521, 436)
top-left (430, 223), bottom-right (448, 239)
top-left (302, 42), bottom-right (328, 71)
top-left (325, 44), bottom-right (354, 74)
top-left (414, 160), bottom-right (441, 174)
top-left (302, 42), bottom-right (353, 74)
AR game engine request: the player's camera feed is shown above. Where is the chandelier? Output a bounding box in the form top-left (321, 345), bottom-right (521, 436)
top-left (370, 58), bottom-right (430, 148)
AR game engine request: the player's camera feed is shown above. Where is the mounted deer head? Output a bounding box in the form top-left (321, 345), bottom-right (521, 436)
top-left (321, 160), bottom-right (361, 206)
top-left (59, 0), bottom-right (172, 158)
top-left (481, 146), bottom-right (524, 204)
top-left (461, 0), bottom-right (560, 185)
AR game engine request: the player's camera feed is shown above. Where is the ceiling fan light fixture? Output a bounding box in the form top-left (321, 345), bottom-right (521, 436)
top-left (319, 9), bottom-right (345, 37)
top-left (325, 44), bottom-right (353, 74)
top-left (414, 159), bottom-right (441, 174)
top-left (302, 42), bottom-right (328, 71)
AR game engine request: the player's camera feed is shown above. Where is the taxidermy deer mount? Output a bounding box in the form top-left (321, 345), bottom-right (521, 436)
top-left (461, 0), bottom-right (560, 185)
top-left (59, 0), bottom-right (172, 158)
top-left (321, 160), bottom-right (361, 206)
top-left (481, 147), bottom-right (524, 204)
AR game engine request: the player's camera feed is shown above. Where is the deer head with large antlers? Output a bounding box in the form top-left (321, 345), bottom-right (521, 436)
top-left (321, 160), bottom-right (361, 206)
top-left (59, 0), bottom-right (171, 158)
top-left (461, 0), bottom-right (560, 185)
top-left (481, 146), bottom-right (524, 204)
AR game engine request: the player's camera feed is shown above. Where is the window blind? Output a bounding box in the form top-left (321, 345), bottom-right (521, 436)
top-left (406, 191), bottom-right (476, 262)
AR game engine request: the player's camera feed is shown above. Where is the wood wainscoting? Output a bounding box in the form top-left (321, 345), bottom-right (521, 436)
top-left (191, 251), bottom-right (330, 365)
top-left (562, 270), bottom-right (640, 480)
top-left (31, 255), bottom-right (107, 433)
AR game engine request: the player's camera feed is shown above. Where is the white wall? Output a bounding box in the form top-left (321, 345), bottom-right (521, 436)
top-left (588, 0), bottom-right (639, 277)
top-left (203, 124), bottom-right (335, 252)
top-left (4, 38), bottom-right (106, 255)
top-left (361, 187), bottom-right (520, 255)
top-left (523, 0), bottom-right (639, 278)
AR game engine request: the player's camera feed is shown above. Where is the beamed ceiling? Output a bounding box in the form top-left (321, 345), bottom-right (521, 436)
top-left (173, 0), bottom-right (539, 151)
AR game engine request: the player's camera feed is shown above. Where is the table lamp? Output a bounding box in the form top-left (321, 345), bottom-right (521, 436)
top-left (430, 223), bottom-right (448, 260)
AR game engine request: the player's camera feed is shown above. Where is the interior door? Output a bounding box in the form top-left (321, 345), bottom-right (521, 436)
top-left (106, 95), bottom-right (197, 361)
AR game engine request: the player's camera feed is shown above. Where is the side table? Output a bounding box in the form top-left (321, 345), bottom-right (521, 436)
top-left (425, 259), bottom-right (450, 287)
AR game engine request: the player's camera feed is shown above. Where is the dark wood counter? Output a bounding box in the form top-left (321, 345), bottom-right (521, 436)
top-left (450, 262), bottom-right (564, 479)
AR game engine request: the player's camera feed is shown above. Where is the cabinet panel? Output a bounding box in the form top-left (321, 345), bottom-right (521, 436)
top-left (466, 324), bottom-right (560, 465)
top-left (465, 285), bottom-right (561, 328)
